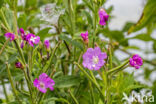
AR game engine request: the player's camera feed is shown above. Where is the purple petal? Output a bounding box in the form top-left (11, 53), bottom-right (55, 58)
top-left (20, 41), bottom-right (24, 48)
top-left (44, 40), bottom-right (50, 49)
top-left (34, 36), bottom-right (40, 44)
top-left (39, 73), bottom-right (48, 82)
top-left (38, 87), bottom-right (47, 93)
top-left (19, 28), bottom-right (25, 34)
top-left (33, 78), bottom-right (39, 87)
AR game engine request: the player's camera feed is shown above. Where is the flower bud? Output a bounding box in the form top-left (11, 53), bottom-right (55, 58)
top-left (98, 8), bottom-right (109, 26)
top-left (15, 62), bottom-right (24, 69)
top-left (129, 54), bottom-right (143, 69)
top-left (81, 31), bottom-right (89, 45)
top-left (44, 40), bottom-right (50, 51)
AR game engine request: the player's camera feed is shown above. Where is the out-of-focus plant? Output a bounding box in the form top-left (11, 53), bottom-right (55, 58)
top-left (0, 0), bottom-right (155, 104)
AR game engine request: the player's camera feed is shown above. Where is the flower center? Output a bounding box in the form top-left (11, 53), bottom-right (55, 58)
top-left (30, 37), bottom-right (36, 43)
top-left (92, 56), bottom-right (99, 65)
top-left (40, 82), bottom-right (45, 88)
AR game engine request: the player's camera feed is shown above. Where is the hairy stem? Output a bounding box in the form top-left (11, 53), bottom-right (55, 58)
top-left (107, 59), bottom-right (129, 75)
top-left (69, 89), bottom-right (79, 104)
top-left (6, 63), bottom-right (21, 103)
top-left (1, 78), bottom-right (9, 102)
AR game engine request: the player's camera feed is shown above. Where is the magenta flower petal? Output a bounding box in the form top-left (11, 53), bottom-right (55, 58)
top-left (20, 41), bottom-right (25, 48)
top-left (19, 28), bottom-right (25, 34)
top-left (98, 9), bottom-right (109, 26)
top-left (81, 31), bottom-right (88, 43)
top-left (44, 40), bottom-right (50, 49)
top-left (38, 87), bottom-right (47, 93)
top-left (33, 73), bottom-right (55, 93)
top-left (82, 47), bottom-right (107, 70)
top-left (33, 78), bottom-right (39, 87)
top-left (5, 32), bottom-right (15, 41)
top-left (26, 33), bottom-right (40, 47)
top-left (129, 54), bottom-right (143, 69)
top-left (39, 73), bottom-right (48, 82)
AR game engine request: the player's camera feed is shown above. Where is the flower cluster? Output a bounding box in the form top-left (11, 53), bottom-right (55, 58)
top-left (26, 33), bottom-right (40, 47)
top-left (129, 54), bottom-right (143, 69)
top-left (40, 3), bottom-right (65, 25)
top-left (19, 28), bottom-right (40, 47)
top-left (5, 32), bottom-right (15, 41)
top-left (33, 73), bottom-right (55, 93)
top-left (82, 47), bottom-right (107, 70)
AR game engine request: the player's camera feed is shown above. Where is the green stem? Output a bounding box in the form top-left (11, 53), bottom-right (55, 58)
top-left (89, 70), bottom-right (98, 85)
top-left (13, 11), bottom-right (18, 35)
top-left (89, 82), bottom-right (95, 104)
top-left (0, 39), bottom-right (9, 56)
top-left (14, 40), bottom-right (34, 103)
top-left (6, 63), bottom-right (21, 103)
top-left (106, 73), bottom-right (111, 104)
top-left (69, 89), bottom-right (79, 104)
top-left (108, 45), bottom-right (112, 69)
top-left (68, 0), bottom-right (75, 36)
top-left (74, 62), bottom-right (105, 102)
top-left (93, 4), bottom-right (97, 47)
top-left (107, 59), bottom-right (129, 75)
top-left (64, 41), bottom-right (71, 55)
top-left (111, 65), bottom-right (129, 75)
top-left (14, 40), bottom-right (26, 64)
top-left (0, 9), bottom-right (12, 32)
top-left (1, 78), bottom-right (9, 102)
top-left (42, 41), bottom-right (61, 73)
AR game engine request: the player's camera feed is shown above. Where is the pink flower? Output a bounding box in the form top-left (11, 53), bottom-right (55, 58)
top-left (26, 33), bottom-right (40, 47)
top-left (4, 32), bottom-right (15, 41)
top-left (81, 31), bottom-right (88, 44)
top-left (129, 54), bottom-right (143, 69)
top-left (44, 40), bottom-right (50, 49)
top-left (82, 47), bottom-right (107, 70)
top-left (98, 9), bottom-right (109, 26)
top-left (33, 73), bottom-right (55, 93)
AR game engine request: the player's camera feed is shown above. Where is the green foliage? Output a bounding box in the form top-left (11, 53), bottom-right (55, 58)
top-left (0, 0), bottom-right (155, 104)
top-left (128, 0), bottom-right (156, 34)
top-left (54, 75), bottom-right (82, 88)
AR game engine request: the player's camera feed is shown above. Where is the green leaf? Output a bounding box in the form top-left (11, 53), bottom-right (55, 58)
top-left (122, 22), bottom-right (135, 32)
top-left (0, 36), bottom-right (5, 43)
top-left (82, 0), bottom-right (94, 12)
top-left (18, 13), bottom-right (27, 29)
top-left (54, 75), bottom-right (82, 88)
top-left (29, 18), bottom-right (45, 27)
top-left (82, 11), bottom-right (93, 26)
top-left (25, 0), bottom-right (37, 8)
top-left (59, 34), bottom-right (83, 50)
top-left (128, 0), bottom-right (156, 34)
top-left (153, 41), bottom-right (156, 52)
top-left (132, 34), bottom-right (154, 41)
top-left (1, 7), bottom-right (14, 32)
top-left (124, 85), bottom-right (146, 93)
top-left (0, 53), bottom-right (18, 74)
top-left (37, 27), bottom-right (51, 40)
top-left (0, 0), bottom-right (4, 8)
top-left (123, 46), bottom-right (140, 50)
top-left (43, 97), bottom-right (70, 104)
top-left (151, 81), bottom-right (156, 104)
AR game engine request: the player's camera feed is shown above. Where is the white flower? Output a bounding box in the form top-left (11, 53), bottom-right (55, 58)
top-left (40, 3), bottom-right (65, 25)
